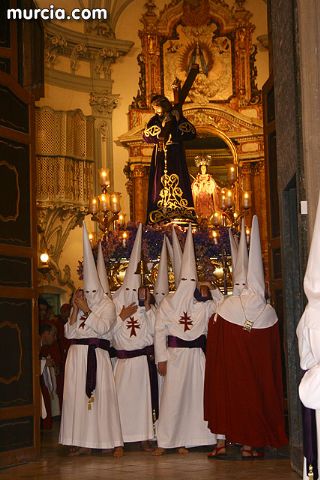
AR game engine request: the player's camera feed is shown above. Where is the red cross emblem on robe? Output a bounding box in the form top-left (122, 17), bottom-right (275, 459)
top-left (179, 311), bottom-right (193, 331)
top-left (126, 316), bottom-right (140, 337)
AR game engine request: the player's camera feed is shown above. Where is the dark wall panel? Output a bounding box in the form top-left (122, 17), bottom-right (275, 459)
top-left (0, 58), bottom-right (10, 74)
top-left (0, 138), bottom-right (30, 246)
top-left (0, 417), bottom-right (33, 452)
top-left (0, 298), bottom-right (33, 408)
top-left (0, 86), bottom-right (29, 133)
top-left (0, 0), bottom-right (10, 48)
top-left (0, 256), bottom-right (32, 287)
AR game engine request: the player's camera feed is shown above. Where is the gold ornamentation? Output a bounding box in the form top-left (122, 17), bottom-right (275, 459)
top-left (88, 395), bottom-right (95, 410)
top-left (243, 319), bottom-right (253, 332)
top-left (194, 154), bottom-right (211, 168)
top-left (144, 125), bottom-right (161, 137)
top-left (149, 172), bottom-right (196, 224)
top-left (178, 122), bottom-right (196, 135)
top-left (308, 465), bottom-right (314, 480)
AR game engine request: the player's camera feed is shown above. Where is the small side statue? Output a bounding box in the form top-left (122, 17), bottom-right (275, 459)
top-left (143, 94), bottom-right (197, 225)
top-left (191, 155), bottom-right (221, 221)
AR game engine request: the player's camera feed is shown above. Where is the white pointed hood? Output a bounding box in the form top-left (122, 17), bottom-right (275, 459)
top-left (298, 191), bottom-right (320, 334)
top-left (228, 228), bottom-right (238, 285)
top-left (97, 241), bottom-right (111, 299)
top-left (112, 223), bottom-right (142, 307)
top-left (232, 218), bottom-right (248, 295)
top-left (218, 216), bottom-right (277, 329)
top-left (154, 237), bottom-right (169, 306)
top-left (172, 225), bottom-right (183, 288)
top-left (159, 224), bottom-right (197, 316)
top-left (83, 222), bottom-right (104, 309)
top-left (165, 235), bottom-right (173, 265)
top-left (247, 215), bottom-right (265, 298)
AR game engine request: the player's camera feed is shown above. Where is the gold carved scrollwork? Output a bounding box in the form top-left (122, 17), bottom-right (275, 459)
top-left (131, 164), bottom-right (147, 178)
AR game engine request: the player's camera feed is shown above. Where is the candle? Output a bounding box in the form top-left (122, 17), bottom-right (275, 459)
top-left (99, 193), bottom-right (110, 212)
top-left (225, 190), bottom-right (233, 208)
top-left (118, 213), bottom-right (126, 227)
top-left (88, 232), bottom-right (94, 243)
top-left (212, 211), bottom-right (221, 226)
top-left (212, 229), bottom-right (220, 245)
top-left (90, 197), bottom-right (98, 214)
top-left (99, 168), bottom-right (110, 187)
top-left (242, 191), bottom-right (252, 209)
top-left (220, 191), bottom-right (226, 210)
top-left (110, 192), bottom-right (121, 213)
top-left (227, 164), bottom-right (237, 184)
top-left (245, 226), bottom-right (251, 244)
top-left (122, 231), bottom-right (128, 247)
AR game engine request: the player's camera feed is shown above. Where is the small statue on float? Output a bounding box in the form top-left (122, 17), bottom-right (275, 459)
top-left (191, 155), bottom-right (221, 222)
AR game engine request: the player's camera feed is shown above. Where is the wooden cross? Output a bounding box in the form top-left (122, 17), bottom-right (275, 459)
top-left (172, 63), bottom-right (199, 111)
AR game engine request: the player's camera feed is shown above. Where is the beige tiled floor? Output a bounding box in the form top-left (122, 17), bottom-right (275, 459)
top-left (1, 423), bottom-right (301, 480)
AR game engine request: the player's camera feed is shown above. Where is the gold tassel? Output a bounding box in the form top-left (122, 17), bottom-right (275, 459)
top-left (308, 465), bottom-right (314, 480)
top-left (88, 396), bottom-right (95, 411)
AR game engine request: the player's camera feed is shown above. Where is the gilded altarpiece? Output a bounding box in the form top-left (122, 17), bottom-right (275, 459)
top-left (119, 0), bottom-right (268, 272)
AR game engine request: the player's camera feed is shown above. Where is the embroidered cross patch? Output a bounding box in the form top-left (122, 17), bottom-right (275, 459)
top-left (126, 317), bottom-right (140, 337)
top-left (179, 311), bottom-right (193, 331)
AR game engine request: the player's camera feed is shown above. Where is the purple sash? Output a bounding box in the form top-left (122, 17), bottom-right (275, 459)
top-left (302, 402), bottom-right (318, 479)
top-left (114, 345), bottom-right (159, 419)
top-left (71, 338), bottom-right (111, 399)
top-left (167, 334), bottom-right (206, 353)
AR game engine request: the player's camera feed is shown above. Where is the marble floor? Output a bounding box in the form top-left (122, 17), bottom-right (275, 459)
top-left (1, 421), bottom-right (301, 480)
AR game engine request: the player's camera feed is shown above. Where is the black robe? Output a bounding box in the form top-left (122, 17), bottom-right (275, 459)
top-left (143, 112), bottom-right (196, 224)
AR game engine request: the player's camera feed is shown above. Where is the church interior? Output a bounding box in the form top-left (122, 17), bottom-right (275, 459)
top-left (1, 0), bottom-right (319, 478)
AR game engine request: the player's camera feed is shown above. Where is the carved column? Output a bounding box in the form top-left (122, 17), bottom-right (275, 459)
top-left (90, 91), bottom-right (119, 192)
top-left (131, 164), bottom-right (149, 223)
top-left (139, 0), bottom-right (161, 103)
top-left (234, 1), bottom-right (255, 106)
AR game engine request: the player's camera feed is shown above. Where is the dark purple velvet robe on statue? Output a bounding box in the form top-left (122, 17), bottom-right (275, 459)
top-left (143, 113), bottom-right (196, 224)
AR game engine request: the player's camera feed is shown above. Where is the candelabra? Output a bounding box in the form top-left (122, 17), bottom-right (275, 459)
top-left (209, 162), bottom-right (252, 243)
top-left (88, 168), bottom-right (124, 236)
